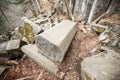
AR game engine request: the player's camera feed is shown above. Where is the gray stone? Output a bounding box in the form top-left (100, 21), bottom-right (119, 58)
top-left (6, 39), bottom-right (20, 51)
top-left (81, 53), bottom-right (120, 80)
top-left (20, 17), bottom-right (41, 34)
top-left (0, 67), bottom-right (6, 75)
top-left (21, 44), bottom-right (58, 75)
top-left (0, 42), bottom-right (8, 53)
top-left (35, 20), bottom-right (77, 62)
top-left (0, 42), bottom-right (9, 57)
top-left (104, 48), bottom-right (120, 65)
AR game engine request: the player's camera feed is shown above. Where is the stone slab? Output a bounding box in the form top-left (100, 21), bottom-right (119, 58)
top-left (6, 39), bottom-right (20, 51)
top-left (81, 53), bottom-right (120, 80)
top-left (35, 20), bottom-right (77, 62)
top-left (21, 44), bottom-right (58, 75)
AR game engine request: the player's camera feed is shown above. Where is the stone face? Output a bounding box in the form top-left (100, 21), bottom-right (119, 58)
top-left (106, 50), bottom-right (120, 64)
top-left (21, 44), bottom-right (58, 75)
top-left (20, 17), bottom-right (41, 34)
top-left (81, 53), bottom-right (120, 80)
top-left (6, 39), bottom-right (20, 51)
top-left (0, 42), bottom-right (9, 57)
top-left (35, 20), bottom-right (77, 62)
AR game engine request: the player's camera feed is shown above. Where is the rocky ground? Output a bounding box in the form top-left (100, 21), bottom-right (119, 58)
top-left (0, 0), bottom-right (120, 80)
top-left (0, 27), bottom-right (98, 80)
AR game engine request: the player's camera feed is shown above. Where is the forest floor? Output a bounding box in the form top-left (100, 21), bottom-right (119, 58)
top-left (0, 24), bottom-right (98, 80)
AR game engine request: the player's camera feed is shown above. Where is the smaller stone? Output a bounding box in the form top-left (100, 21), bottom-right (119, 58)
top-left (0, 41), bottom-right (9, 57)
top-left (6, 39), bottom-right (20, 51)
top-left (0, 41), bottom-right (8, 54)
top-left (20, 17), bottom-right (41, 34)
top-left (22, 37), bottom-right (29, 44)
top-left (89, 47), bottom-right (98, 56)
top-left (57, 72), bottom-right (65, 79)
top-left (91, 23), bottom-right (107, 33)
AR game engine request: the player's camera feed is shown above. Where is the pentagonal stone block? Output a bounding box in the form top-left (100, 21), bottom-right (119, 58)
top-left (35, 20), bottom-right (77, 62)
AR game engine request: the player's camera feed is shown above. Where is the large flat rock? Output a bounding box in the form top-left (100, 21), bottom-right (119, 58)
top-left (81, 53), bottom-right (120, 80)
top-left (35, 20), bottom-right (77, 62)
top-left (21, 44), bottom-right (58, 75)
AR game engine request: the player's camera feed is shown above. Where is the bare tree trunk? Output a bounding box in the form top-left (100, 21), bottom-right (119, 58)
top-left (72, 0), bottom-right (76, 14)
top-left (63, 0), bottom-right (74, 21)
top-left (38, 0), bottom-right (43, 8)
top-left (31, 0), bottom-right (41, 16)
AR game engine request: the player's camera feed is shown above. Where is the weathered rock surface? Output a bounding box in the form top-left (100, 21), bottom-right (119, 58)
top-left (105, 48), bottom-right (120, 65)
top-left (81, 53), bottom-right (120, 80)
top-left (5, 39), bottom-right (23, 59)
top-left (35, 20), bottom-right (77, 62)
top-left (0, 41), bottom-right (9, 57)
top-left (6, 39), bottom-right (20, 51)
top-left (0, 0), bottom-right (34, 30)
top-left (21, 44), bottom-right (58, 75)
top-left (0, 42), bottom-right (8, 53)
top-left (98, 13), bottom-right (120, 53)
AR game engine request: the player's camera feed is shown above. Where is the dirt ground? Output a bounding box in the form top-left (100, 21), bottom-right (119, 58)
top-left (0, 25), bottom-right (98, 80)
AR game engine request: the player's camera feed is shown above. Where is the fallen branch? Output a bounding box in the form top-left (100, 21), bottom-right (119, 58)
top-left (0, 58), bottom-right (18, 66)
top-left (15, 75), bottom-right (34, 80)
top-left (92, 10), bottom-right (110, 24)
top-left (37, 70), bottom-right (43, 80)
